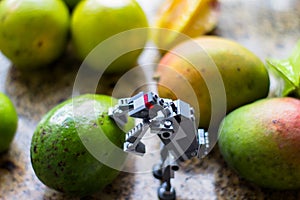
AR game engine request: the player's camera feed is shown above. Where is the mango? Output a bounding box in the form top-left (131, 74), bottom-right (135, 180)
top-left (30, 94), bottom-right (133, 196)
top-left (155, 36), bottom-right (270, 128)
top-left (218, 97), bottom-right (300, 189)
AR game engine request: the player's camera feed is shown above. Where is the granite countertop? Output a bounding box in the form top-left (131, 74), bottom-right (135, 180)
top-left (1, 0), bottom-right (300, 199)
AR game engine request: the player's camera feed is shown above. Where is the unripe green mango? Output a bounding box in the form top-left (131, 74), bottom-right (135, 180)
top-left (155, 36), bottom-right (270, 128)
top-left (218, 97), bottom-right (300, 189)
top-left (30, 94), bottom-right (134, 196)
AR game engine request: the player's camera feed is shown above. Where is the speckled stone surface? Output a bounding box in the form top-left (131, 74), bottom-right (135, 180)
top-left (1, 0), bottom-right (300, 199)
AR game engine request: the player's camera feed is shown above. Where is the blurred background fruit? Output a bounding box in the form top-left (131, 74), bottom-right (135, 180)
top-left (71, 0), bottom-right (148, 74)
top-left (155, 36), bottom-right (270, 129)
top-left (0, 0), bottom-right (70, 70)
top-left (63, 0), bottom-right (81, 9)
top-left (153, 0), bottom-right (219, 50)
top-left (218, 97), bottom-right (300, 190)
top-left (0, 92), bottom-right (18, 153)
top-left (30, 94), bottom-right (134, 196)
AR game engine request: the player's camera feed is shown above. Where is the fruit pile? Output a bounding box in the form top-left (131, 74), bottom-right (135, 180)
top-left (0, 0), bottom-right (300, 198)
top-left (218, 41), bottom-right (300, 190)
top-left (0, 0), bottom-right (148, 72)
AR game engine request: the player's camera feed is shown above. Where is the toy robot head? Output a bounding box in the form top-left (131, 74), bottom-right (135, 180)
top-left (128, 92), bottom-right (165, 119)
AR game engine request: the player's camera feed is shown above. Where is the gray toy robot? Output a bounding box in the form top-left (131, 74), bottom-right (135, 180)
top-left (109, 91), bottom-right (210, 200)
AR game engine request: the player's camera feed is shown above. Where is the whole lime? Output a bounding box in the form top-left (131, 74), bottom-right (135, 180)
top-left (218, 97), bottom-right (300, 189)
top-left (30, 94), bottom-right (134, 196)
top-left (71, 0), bottom-right (148, 73)
top-left (0, 92), bottom-right (18, 153)
top-left (155, 36), bottom-right (270, 128)
top-left (0, 0), bottom-right (70, 70)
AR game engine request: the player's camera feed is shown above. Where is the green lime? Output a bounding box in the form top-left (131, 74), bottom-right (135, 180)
top-left (30, 94), bottom-right (134, 196)
top-left (0, 92), bottom-right (18, 153)
top-left (71, 0), bottom-right (148, 73)
top-left (0, 0), bottom-right (70, 70)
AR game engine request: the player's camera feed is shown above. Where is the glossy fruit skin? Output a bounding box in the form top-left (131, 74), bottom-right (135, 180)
top-left (0, 92), bottom-right (18, 153)
top-left (30, 94), bottom-right (133, 196)
top-left (156, 36), bottom-right (270, 128)
top-left (71, 0), bottom-right (148, 73)
top-left (218, 97), bottom-right (300, 190)
top-left (0, 0), bottom-right (70, 70)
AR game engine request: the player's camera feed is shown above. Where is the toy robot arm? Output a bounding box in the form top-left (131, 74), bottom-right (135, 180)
top-left (123, 121), bottom-right (149, 156)
top-left (108, 97), bottom-right (132, 127)
top-left (109, 92), bottom-right (161, 155)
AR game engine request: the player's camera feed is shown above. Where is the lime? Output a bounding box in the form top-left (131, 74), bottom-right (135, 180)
top-left (153, 0), bottom-right (219, 50)
top-left (30, 94), bottom-right (134, 196)
top-left (71, 0), bottom-right (148, 73)
top-left (0, 0), bottom-right (70, 70)
top-left (0, 92), bottom-right (18, 153)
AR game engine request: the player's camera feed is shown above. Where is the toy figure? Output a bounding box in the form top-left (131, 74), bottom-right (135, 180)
top-left (109, 92), bottom-right (209, 200)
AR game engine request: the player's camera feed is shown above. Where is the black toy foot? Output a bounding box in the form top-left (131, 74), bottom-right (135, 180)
top-left (152, 163), bottom-right (163, 180)
top-left (157, 182), bottom-right (176, 200)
